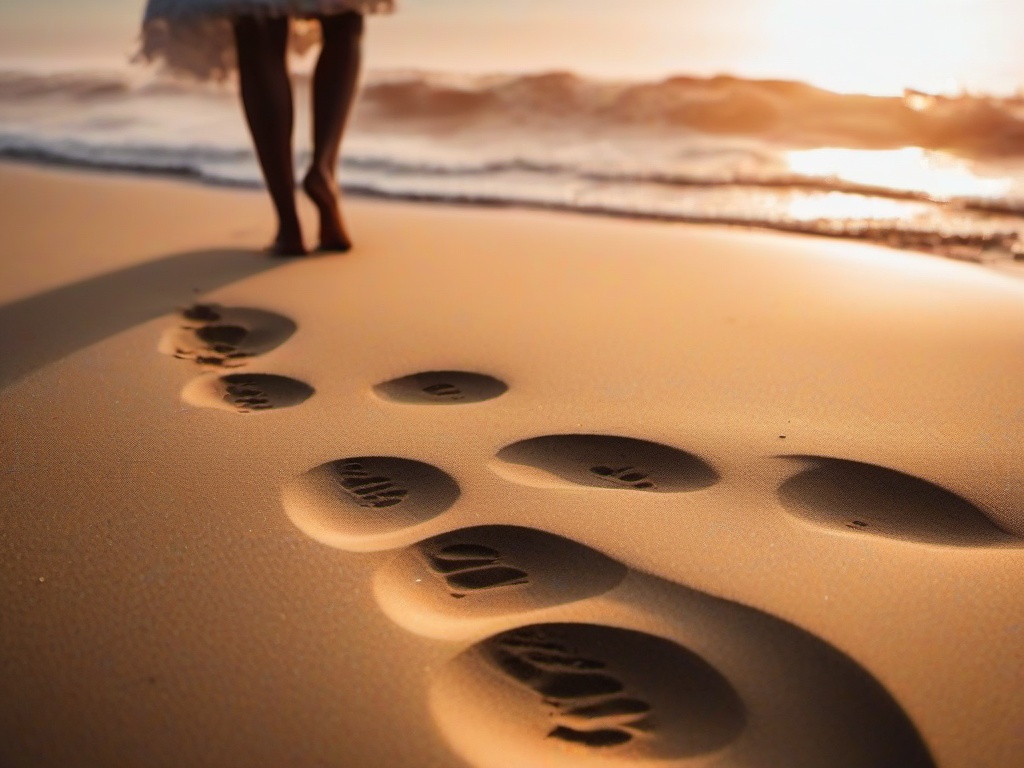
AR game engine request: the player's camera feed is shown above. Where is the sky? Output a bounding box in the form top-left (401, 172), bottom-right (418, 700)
top-left (0, 0), bottom-right (1021, 95)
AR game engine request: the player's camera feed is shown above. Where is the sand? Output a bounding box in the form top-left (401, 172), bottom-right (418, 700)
top-left (1, 161), bottom-right (1022, 768)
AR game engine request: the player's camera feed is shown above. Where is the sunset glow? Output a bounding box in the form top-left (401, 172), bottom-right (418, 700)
top-left (368, 0), bottom-right (1020, 98)
top-left (739, 0), bottom-right (1002, 95)
top-left (0, 0), bottom-right (1019, 98)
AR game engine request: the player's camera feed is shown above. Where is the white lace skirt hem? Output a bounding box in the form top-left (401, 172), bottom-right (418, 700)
top-left (138, 0), bottom-right (394, 81)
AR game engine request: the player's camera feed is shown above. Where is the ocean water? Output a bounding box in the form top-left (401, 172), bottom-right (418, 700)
top-left (3, 1), bottom-right (1024, 262)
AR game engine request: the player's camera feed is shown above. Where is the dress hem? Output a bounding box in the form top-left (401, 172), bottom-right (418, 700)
top-left (138, 0), bottom-right (393, 81)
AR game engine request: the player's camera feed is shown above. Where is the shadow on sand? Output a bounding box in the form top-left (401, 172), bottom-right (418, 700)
top-left (0, 248), bottom-right (286, 390)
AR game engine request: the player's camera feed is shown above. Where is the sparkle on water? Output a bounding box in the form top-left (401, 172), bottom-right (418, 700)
top-left (784, 192), bottom-right (928, 223)
top-left (786, 147), bottom-right (1014, 201)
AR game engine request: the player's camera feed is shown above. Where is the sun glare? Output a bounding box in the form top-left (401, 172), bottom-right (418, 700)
top-left (786, 147), bottom-right (1012, 200)
top-left (728, 0), bottom-right (1007, 96)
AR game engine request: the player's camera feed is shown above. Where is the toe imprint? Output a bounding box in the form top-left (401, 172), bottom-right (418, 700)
top-left (547, 726), bottom-right (633, 748)
top-left (589, 466), bottom-right (657, 490)
top-left (374, 526), bottom-right (629, 633)
top-left (336, 461), bottom-right (410, 508)
top-left (428, 543), bottom-right (529, 598)
top-left (563, 698), bottom-right (652, 719)
top-left (422, 383), bottom-right (466, 400)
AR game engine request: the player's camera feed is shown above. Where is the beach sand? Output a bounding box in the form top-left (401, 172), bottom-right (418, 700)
top-left (1, 161), bottom-right (1022, 768)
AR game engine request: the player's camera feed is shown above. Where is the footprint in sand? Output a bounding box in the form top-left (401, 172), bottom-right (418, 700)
top-left (159, 303), bottom-right (297, 368)
top-left (373, 371), bottom-right (508, 405)
top-left (274, 386), bottom-right (946, 767)
top-left (432, 622), bottom-right (748, 767)
top-left (182, 372), bottom-right (314, 414)
top-left (282, 456), bottom-right (461, 551)
top-left (493, 434), bottom-right (718, 492)
top-left (431, 607), bottom-right (936, 768)
top-left (362, 446), bottom-right (939, 768)
top-left (778, 456), bottom-right (1021, 547)
top-left (374, 526), bottom-right (627, 631)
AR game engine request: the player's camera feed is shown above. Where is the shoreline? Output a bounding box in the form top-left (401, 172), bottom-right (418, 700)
top-left (4, 156), bottom-right (1024, 279)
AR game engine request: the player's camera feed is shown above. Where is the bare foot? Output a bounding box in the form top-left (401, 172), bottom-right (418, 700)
top-left (267, 225), bottom-right (307, 257)
top-left (303, 166), bottom-right (352, 252)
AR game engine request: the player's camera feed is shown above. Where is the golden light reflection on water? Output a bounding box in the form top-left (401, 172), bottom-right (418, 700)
top-left (786, 147), bottom-right (1013, 200)
top-left (784, 192), bottom-right (926, 223)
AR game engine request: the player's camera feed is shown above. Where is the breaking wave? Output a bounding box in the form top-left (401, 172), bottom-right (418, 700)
top-left (357, 70), bottom-right (1024, 158)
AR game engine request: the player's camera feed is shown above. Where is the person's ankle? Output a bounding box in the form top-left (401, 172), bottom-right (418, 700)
top-left (304, 164), bottom-right (336, 192)
top-left (271, 221), bottom-right (306, 256)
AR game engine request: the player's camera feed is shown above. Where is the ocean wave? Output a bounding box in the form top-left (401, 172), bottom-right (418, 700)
top-left (4, 67), bottom-right (1024, 157)
top-left (355, 71), bottom-right (1024, 158)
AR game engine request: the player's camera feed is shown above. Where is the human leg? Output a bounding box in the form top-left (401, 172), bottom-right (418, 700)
top-left (304, 12), bottom-right (364, 252)
top-left (234, 16), bottom-right (305, 255)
